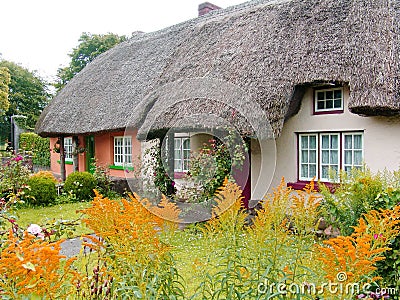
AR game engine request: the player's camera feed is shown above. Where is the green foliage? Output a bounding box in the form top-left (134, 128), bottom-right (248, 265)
top-left (26, 176), bottom-right (57, 206)
top-left (55, 32), bottom-right (127, 91)
top-left (183, 133), bottom-right (247, 203)
top-left (64, 171), bottom-right (96, 201)
top-left (0, 60), bottom-right (50, 142)
top-left (19, 132), bottom-right (50, 166)
top-left (92, 160), bottom-right (114, 195)
top-left (0, 66), bottom-right (10, 115)
top-left (0, 154), bottom-right (31, 203)
top-left (320, 168), bottom-right (400, 236)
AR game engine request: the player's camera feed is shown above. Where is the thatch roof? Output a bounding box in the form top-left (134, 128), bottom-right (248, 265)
top-left (36, 0), bottom-right (400, 139)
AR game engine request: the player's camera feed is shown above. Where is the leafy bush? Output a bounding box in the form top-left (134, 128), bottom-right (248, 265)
top-left (19, 132), bottom-right (50, 167)
top-left (30, 170), bottom-right (57, 183)
top-left (181, 134), bottom-right (247, 203)
top-left (92, 160), bottom-right (113, 195)
top-left (26, 176), bottom-right (57, 206)
top-left (0, 154), bottom-right (31, 203)
top-left (64, 171), bottom-right (96, 201)
top-left (320, 168), bottom-right (400, 235)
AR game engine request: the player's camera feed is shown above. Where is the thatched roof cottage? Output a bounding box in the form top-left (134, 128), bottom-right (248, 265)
top-left (36, 0), bottom-right (400, 204)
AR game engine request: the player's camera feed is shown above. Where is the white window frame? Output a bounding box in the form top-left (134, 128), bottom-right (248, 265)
top-left (314, 87), bottom-right (344, 113)
top-left (298, 132), bottom-right (364, 182)
top-left (113, 136), bottom-right (132, 167)
top-left (319, 133), bottom-right (340, 182)
top-left (64, 137), bottom-right (73, 161)
top-left (342, 132), bottom-right (364, 173)
top-left (298, 134), bottom-right (318, 181)
top-left (174, 136), bottom-right (190, 172)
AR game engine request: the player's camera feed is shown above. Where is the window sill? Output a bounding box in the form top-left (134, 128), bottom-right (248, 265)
top-left (313, 109), bottom-right (344, 115)
top-left (57, 160), bottom-right (73, 165)
top-left (109, 165), bottom-right (134, 171)
top-left (287, 181), bottom-right (338, 193)
top-left (174, 172), bottom-right (188, 179)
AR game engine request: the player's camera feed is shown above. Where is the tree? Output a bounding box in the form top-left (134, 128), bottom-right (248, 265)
top-left (0, 66), bottom-right (10, 116)
top-left (0, 60), bottom-right (50, 143)
top-left (55, 32), bottom-right (127, 91)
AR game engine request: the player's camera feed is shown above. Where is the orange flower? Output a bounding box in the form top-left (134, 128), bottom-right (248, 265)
top-left (0, 230), bottom-right (77, 298)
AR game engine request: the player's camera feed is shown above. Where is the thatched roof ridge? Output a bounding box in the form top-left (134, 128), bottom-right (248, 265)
top-left (36, 0), bottom-right (400, 138)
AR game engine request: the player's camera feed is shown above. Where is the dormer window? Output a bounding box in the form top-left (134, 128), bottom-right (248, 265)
top-left (314, 87), bottom-right (343, 114)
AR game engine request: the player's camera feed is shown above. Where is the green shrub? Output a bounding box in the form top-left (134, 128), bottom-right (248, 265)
top-left (64, 172), bottom-right (96, 201)
top-left (31, 171), bottom-right (57, 183)
top-left (320, 168), bottom-right (399, 235)
top-left (26, 176), bottom-right (57, 206)
top-left (0, 154), bottom-right (31, 203)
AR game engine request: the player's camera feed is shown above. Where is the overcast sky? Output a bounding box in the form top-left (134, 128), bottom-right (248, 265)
top-left (0, 0), bottom-right (246, 82)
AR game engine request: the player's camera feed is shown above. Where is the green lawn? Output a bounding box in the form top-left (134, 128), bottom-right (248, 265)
top-left (15, 202), bottom-right (93, 238)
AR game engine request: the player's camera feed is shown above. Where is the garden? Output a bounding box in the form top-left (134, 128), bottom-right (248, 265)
top-left (0, 144), bottom-right (399, 299)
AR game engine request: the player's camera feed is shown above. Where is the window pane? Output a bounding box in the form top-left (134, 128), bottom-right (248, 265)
top-left (334, 99), bottom-right (342, 108)
top-left (354, 135), bottom-right (362, 149)
top-left (301, 136), bottom-right (308, 149)
top-left (321, 135), bottom-right (329, 149)
top-left (174, 160), bottom-right (180, 170)
top-left (317, 92), bottom-right (324, 100)
top-left (331, 166), bottom-right (339, 177)
top-left (325, 100), bottom-right (333, 109)
top-left (354, 151), bottom-right (363, 165)
top-left (344, 135), bottom-right (352, 149)
top-left (301, 164), bottom-right (308, 178)
top-left (322, 150), bottom-right (329, 164)
top-left (183, 160), bottom-right (189, 171)
top-left (326, 91), bottom-right (333, 99)
top-left (309, 150), bottom-right (316, 163)
top-left (334, 90), bottom-right (342, 99)
top-left (174, 139), bottom-right (181, 149)
top-left (321, 166), bottom-right (329, 179)
top-left (301, 150), bottom-right (308, 163)
top-left (309, 164), bottom-right (316, 177)
top-left (183, 149), bottom-right (190, 159)
top-left (183, 139), bottom-right (190, 149)
top-left (317, 101), bottom-right (324, 110)
top-left (344, 150), bottom-right (352, 165)
top-left (174, 149), bottom-right (181, 159)
top-left (331, 135), bottom-right (338, 149)
top-left (330, 150), bottom-right (338, 164)
top-left (309, 136), bottom-right (317, 149)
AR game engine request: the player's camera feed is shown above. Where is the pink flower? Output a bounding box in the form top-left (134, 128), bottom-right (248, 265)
top-left (27, 224), bottom-right (42, 235)
top-left (12, 155), bottom-right (23, 162)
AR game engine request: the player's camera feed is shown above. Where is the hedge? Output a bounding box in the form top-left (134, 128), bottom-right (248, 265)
top-left (19, 132), bottom-right (50, 167)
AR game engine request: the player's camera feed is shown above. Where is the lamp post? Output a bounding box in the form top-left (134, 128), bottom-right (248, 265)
top-left (10, 115), bottom-right (27, 154)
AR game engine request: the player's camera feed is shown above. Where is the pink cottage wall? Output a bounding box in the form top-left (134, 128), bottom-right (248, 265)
top-left (50, 129), bottom-right (141, 179)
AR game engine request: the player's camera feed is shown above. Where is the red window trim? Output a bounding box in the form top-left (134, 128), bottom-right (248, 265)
top-left (287, 181), bottom-right (338, 193)
top-left (313, 109), bottom-right (344, 115)
top-left (297, 131), bottom-right (363, 183)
